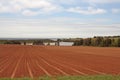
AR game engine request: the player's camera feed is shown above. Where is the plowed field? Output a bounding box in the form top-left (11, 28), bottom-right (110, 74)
top-left (0, 45), bottom-right (120, 78)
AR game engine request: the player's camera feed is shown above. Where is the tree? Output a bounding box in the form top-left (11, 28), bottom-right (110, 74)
top-left (83, 38), bottom-right (91, 46)
top-left (100, 38), bottom-right (111, 47)
top-left (118, 38), bottom-right (120, 47)
top-left (91, 37), bottom-right (103, 46)
top-left (112, 38), bottom-right (120, 47)
top-left (72, 36), bottom-right (120, 47)
top-left (79, 39), bottom-right (83, 45)
top-left (73, 39), bottom-right (83, 46)
top-left (104, 38), bottom-right (111, 47)
top-left (33, 40), bottom-right (44, 45)
top-left (4, 40), bottom-right (21, 44)
top-left (57, 39), bottom-right (61, 46)
top-left (47, 42), bottom-right (50, 46)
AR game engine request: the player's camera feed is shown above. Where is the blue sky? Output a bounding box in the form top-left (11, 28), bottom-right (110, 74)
top-left (0, 0), bottom-right (120, 38)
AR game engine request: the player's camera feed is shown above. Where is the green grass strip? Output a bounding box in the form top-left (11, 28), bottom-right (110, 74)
top-left (0, 75), bottom-right (120, 80)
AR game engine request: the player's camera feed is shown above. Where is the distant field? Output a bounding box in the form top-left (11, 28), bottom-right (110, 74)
top-left (0, 45), bottom-right (120, 78)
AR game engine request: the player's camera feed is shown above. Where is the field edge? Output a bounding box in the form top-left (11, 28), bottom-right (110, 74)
top-left (0, 75), bottom-right (120, 80)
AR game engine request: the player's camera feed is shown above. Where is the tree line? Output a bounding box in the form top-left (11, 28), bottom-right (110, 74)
top-left (3, 40), bottom-right (44, 45)
top-left (73, 36), bottom-right (120, 47)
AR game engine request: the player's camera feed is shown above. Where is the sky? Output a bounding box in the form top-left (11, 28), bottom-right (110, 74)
top-left (0, 0), bottom-right (120, 38)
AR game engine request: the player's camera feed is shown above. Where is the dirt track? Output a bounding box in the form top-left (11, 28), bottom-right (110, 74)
top-left (0, 45), bottom-right (120, 78)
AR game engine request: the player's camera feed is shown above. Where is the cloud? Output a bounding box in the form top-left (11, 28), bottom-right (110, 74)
top-left (0, 18), bottom-right (119, 38)
top-left (0, 0), bottom-right (61, 15)
top-left (22, 10), bottom-right (39, 16)
top-left (112, 8), bottom-right (120, 14)
top-left (85, 0), bottom-right (120, 4)
top-left (0, 0), bottom-right (109, 16)
top-left (67, 7), bottom-right (106, 15)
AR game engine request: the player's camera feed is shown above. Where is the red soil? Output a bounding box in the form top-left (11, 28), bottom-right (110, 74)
top-left (0, 45), bottom-right (120, 78)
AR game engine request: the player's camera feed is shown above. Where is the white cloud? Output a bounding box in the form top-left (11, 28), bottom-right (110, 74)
top-left (54, 0), bottom-right (76, 5)
top-left (0, 0), bottom-right (109, 16)
top-left (112, 8), bottom-right (120, 14)
top-left (22, 10), bottom-right (39, 16)
top-left (67, 7), bottom-right (106, 15)
top-left (0, 0), bottom-right (61, 15)
top-left (0, 18), bottom-right (119, 38)
top-left (86, 0), bottom-right (120, 4)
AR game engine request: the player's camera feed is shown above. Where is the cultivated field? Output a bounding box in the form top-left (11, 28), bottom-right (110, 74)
top-left (0, 45), bottom-right (120, 78)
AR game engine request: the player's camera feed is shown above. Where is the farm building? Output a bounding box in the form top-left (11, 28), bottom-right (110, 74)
top-left (43, 42), bottom-right (73, 46)
top-left (21, 42), bottom-right (33, 45)
top-left (21, 41), bottom-right (73, 46)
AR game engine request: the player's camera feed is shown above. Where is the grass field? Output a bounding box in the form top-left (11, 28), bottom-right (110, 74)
top-left (0, 75), bottom-right (120, 80)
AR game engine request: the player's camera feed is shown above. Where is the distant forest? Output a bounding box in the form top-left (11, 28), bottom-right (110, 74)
top-left (0, 39), bottom-right (53, 45)
top-left (72, 36), bottom-right (120, 47)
